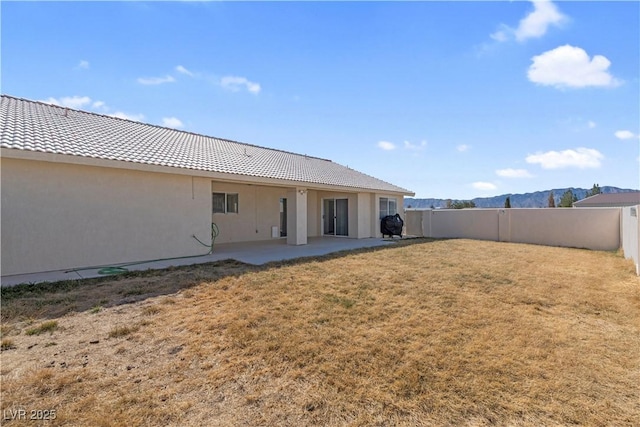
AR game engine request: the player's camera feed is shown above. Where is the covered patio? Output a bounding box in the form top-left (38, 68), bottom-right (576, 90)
top-left (0, 237), bottom-right (400, 287)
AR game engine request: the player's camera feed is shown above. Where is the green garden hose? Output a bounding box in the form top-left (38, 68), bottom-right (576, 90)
top-left (97, 266), bottom-right (130, 275)
top-left (192, 223), bottom-right (219, 254)
top-left (67, 223), bottom-right (219, 276)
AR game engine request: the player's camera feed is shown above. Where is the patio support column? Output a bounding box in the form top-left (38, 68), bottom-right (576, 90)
top-left (356, 192), bottom-right (372, 238)
top-left (286, 187), bottom-right (308, 245)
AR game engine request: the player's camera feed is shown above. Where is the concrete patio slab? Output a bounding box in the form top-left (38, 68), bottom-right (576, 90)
top-left (1, 237), bottom-right (401, 287)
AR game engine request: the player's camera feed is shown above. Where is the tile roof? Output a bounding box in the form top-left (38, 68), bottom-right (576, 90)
top-left (1, 95), bottom-right (413, 194)
top-left (574, 191), bottom-right (640, 207)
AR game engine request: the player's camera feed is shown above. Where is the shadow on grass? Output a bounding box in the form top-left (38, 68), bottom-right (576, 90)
top-left (1, 238), bottom-right (438, 322)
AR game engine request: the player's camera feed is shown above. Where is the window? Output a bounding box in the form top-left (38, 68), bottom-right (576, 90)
top-left (379, 197), bottom-right (398, 219)
top-left (212, 192), bottom-right (239, 214)
top-left (226, 193), bottom-right (238, 214)
top-left (212, 193), bottom-right (225, 214)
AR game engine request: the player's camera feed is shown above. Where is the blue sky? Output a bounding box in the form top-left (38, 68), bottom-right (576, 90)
top-left (2, 1), bottom-right (638, 199)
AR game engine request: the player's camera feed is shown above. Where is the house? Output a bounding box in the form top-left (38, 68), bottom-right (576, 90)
top-left (574, 192), bottom-right (640, 208)
top-left (1, 95), bottom-right (413, 276)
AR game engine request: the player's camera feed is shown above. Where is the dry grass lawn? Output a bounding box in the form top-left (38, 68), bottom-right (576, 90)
top-left (1, 239), bottom-right (639, 426)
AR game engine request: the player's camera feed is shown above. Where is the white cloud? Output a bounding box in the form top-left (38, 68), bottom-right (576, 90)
top-left (615, 130), bottom-right (638, 140)
top-left (457, 144), bottom-right (471, 152)
top-left (472, 182), bottom-right (498, 191)
top-left (176, 65), bottom-right (194, 77)
top-left (490, 26), bottom-right (510, 43)
top-left (137, 75), bottom-right (176, 85)
top-left (162, 117), bottom-right (183, 128)
top-left (528, 45), bottom-right (622, 89)
top-left (77, 60), bottom-right (89, 70)
top-left (40, 96), bottom-right (92, 109)
top-left (496, 168), bottom-right (534, 178)
top-left (403, 140), bottom-right (427, 151)
top-left (109, 112), bottom-right (145, 122)
top-left (526, 147), bottom-right (603, 169)
top-left (40, 95), bottom-right (146, 123)
top-left (377, 141), bottom-right (396, 151)
top-left (491, 0), bottom-right (567, 43)
top-left (220, 76), bottom-right (261, 94)
top-left (515, 0), bottom-right (567, 41)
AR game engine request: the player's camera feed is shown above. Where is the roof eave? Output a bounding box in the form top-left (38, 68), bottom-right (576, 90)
top-left (1, 148), bottom-right (414, 195)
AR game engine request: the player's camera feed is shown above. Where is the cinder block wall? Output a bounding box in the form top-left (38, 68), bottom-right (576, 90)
top-left (621, 206), bottom-right (640, 274)
top-left (405, 208), bottom-right (621, 251)
top-left (506, 208), bottom-right (620, 250)
top-left (429, 209), bottom-right (499, 241)
top-left (404, 210), bottom-right (423, 237)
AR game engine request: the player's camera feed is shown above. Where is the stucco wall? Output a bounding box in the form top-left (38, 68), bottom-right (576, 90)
top-left (429, 209), bottom-right (499, 240)
top-left (405, 208), bottom-right (621, 251)
top-left (211, 182), bottom-right (288, 244)
top-left (2, 158), bottom-right (211, 276)
top-left (307, 190), bottom-right (319, 238)
top-left (316, 191), bottom-right (357, 237)
top-left (506, 208), bottom-right (620, 250)
top-left (373, 194), bottom-right (405, 238)
top-left (356, 193), bottom-right (372, 238)
top-left (211, 184), bottom-right (326, 243)
top-left (404, 209), bottom-right (423, 238)
top-left (398, 196), bottom-right (405, 236)
top-left (621, 205), bottom-right (640, 274)
top-left (2, 156), bottom-right (408, 276)
top-left (212, 188), bottom-right (392, 241)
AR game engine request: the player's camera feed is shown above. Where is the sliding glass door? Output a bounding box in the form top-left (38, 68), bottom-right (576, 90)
top-left (323, 198), bottom-right (348, 236)
top-left (279, 198), bottom-right (287, 237)
top-left (335, 199), bottom-right (348, 236)
top-left (323, 199), bottom-right (335, 235)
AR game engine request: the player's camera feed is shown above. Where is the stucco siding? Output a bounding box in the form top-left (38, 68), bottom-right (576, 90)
top-left (373, 194), bottom-right (405, 238)
top-left (357, 193), bottom-right (372, 238)
top-left (211, 182), bottom-right (288, 244)
top-left (307, 190), bottom-right (320, 238)
top-left (370, 195), bottom-right (378, 237)
top-left (347, 193), bottom-right (358, 238)
top-left (2, 156), bottom-right (408, 276)
top-left (1, 158), bottom-right (211, 276)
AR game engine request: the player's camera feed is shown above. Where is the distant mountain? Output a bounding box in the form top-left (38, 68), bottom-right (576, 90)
top-left (405, 186), bottom-right (639, 209)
